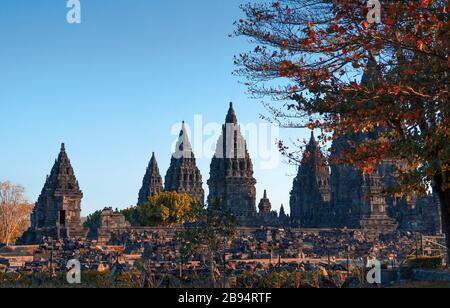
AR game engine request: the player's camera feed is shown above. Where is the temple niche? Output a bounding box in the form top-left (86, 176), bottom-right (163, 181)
top-left (19, 144), bottom-right (86, 244)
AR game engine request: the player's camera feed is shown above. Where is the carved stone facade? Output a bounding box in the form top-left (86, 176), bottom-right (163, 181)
top-left (290, 132), bottom-right (442, 236)
top-left (208, 103), bottom-right (257, 224)
top-left (20, 144), bottom-right (86, 244)
top-left (138, 152), bottom-right (163, 205)
top-left (164, 122), bottom-right (205, 205)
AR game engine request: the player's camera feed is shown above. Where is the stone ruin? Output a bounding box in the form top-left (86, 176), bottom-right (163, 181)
top-left (97, 207), bottom-right (131, 244)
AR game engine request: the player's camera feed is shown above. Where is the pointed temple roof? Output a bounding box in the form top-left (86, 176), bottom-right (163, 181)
top-left (225, 102), bottom-right (238, 124)
top-left (211, 103), bottom-right (254, 166)
top-left (258, 189), bottom-right (272, 214)
top-left (165, 121), bottom-right (204, 204)
top-left (150, 152), bottom-right (158, 166)
top-left (279, 204), bottom-right (287, 217)
top-left (301, 131), bottom-right (328, 172)
top-left (213, 102), bottom-right (250, 161)
top-left (39, 143), bottom-right (82, 198)
top-left (309, 130), bottom-right (316, 144)
top-left (138, 152), bottom-right (163, 205)
top-left (174, 121), bottom-right (194, 159)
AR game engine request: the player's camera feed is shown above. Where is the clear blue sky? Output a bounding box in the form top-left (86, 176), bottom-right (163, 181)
top-left (0, 0), bottom-right (309, 215)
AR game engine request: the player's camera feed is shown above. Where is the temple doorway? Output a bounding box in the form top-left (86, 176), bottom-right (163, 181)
top-left (59, 210), bottom-right (66, 226)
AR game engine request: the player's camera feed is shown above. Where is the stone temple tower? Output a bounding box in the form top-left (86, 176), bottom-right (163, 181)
top-left (138, 152), bottom-right (164, 205)
top-left (258, 190), bottom-right (272, 214)
top-left (21, 144), bottom-right (85, 243)
top-left (164, 121), bottom-right (205, 205)
top-left (360, 171), bottom-right (398, 238)
top-left (329, 132), bottom-right (366, 228)
top-left (290, 132), bottom-right (330, 227)
top-left (207, 103), bottom-right (257, 223)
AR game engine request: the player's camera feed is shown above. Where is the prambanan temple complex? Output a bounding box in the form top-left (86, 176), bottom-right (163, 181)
top-left (19, 102), bottom-right (442, 244)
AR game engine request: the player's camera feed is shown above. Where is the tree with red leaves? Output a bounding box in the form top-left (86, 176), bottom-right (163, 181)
top-left (235, 0), bottom-right (449, 258)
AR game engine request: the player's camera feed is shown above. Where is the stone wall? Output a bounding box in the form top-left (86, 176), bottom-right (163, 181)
top-left (412, 269), bottom-right (450, 283)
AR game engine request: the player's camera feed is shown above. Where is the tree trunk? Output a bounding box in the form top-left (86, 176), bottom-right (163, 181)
top-left (209, 252), bottom-right (216, 288)
top-left (433, 171), bottom-right (450, 265)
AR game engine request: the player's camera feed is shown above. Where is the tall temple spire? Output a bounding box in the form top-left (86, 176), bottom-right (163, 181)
top-left (208, 103), bottom-right (257, 224)
top-left (290, 131), bottom-right (330, 227)
top-left (138, 152), bottom-right (163, 205)
top-left (165, 121), bottom-right (204, 204)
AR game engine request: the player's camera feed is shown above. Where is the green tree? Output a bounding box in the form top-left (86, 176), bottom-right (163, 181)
top-left (121, 206), bottom-right (139, 226)
top-left (83, 210), bottom-right (102, 230)
top-left (235, 0), bottom-right (449, 259)
top-left (83, 209), bottom-right (102, 238)
top-left (137, 192), bottom-right (203, 227)
top-left (182, 200), bottom-right (237, 288)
